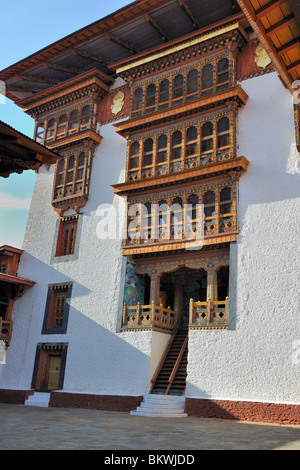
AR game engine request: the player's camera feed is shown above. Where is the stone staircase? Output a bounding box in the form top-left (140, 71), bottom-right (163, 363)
top-left (151, 329), bottom-right (188, 396)
top-left (130, 394), bottom-right (187, 418)
top-left (25, 392), bottom-right (51, 407)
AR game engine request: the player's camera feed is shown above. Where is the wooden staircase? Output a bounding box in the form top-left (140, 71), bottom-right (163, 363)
top-left (151, 329), bottom-right (188, 396)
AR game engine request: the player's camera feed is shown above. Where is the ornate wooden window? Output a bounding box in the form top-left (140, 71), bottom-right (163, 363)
top-left (203, 190), bottom-right (216, 236)
top-left (202, 64), bottom-right (214, 95)
top-left (125, 182), bottom-right (236, 248)
top-left (217, 58), bottom-right (229, 90)
top-left (68, 110), bottom-right (80, 134)
top-left (80, 105), bottom-right (90, 129)
top-left (42, 283), bottom-right (72, 334)
top-left (172, 74), bottom-right (184, 103)
top-left (125, 111), bottom-right (235, 181)
top-left (57, 114), bottom-right (68, 139)
top-left (186, 69), bottom-right (199, 101)
top-left (55, 216), bottom-right (79, 257)
top-left (132, 88), bottom-right (143, 116)
top-left (145, 84), bottom-right (156, 113)
top-left (185, 126), bottom-right (198, 169)
top-left (46, 118), bottom-right (56, 142)
top-left (142, 138), bottom-right (154, 177)
top-left (159, 79), bottom-right (169, 108)
top-left (129, 53), bottom-right (235, 118)
top-left (170, 130), bottom-right (182, 172)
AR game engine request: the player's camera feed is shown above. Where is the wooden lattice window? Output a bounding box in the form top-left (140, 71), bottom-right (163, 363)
top-left (35, 123), bottom-right (45, 144)
top-left (69, 110), bottom-right (80, 134)
top-left (172, 75), bottom-right (184, 103)
top-left (42, 284), bottom-right (72, 334)
top-left (56, 217), bottom-right (78, 257)
top-left (80, 105), bottom-right (90, 129)
top-left (46, 118), bottom-right (56, 141)
top-left (57, 114), bottom-right (68, 138)
top-left (145, 84), bottom-right (156, 113)
top-left (159, 79), bottom-right (169, 108)
top-left (203, 190), bottom-right (216, 236)
top-left (142, 138), bottom-right (154, 169)
top-left (217, 58), bottom-right (229, 90)
top-left (202, 64), bottom-right (214, 94)
top-left (132, 88), bottom-right (143, 115)
top-left (186, 69), bottom-right (199, 100)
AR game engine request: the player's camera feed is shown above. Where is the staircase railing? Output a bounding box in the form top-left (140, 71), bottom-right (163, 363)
top-left (165, 334), bottom-right (188, 395)
top-left (149, 329), bottom-right (177, 394)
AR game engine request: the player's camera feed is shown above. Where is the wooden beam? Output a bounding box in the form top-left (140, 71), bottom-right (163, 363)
top-left (71, 48), bottom-right (113, 66)
top-left (286, 59), bottom-right (300, 72)
top-left (145, 13), bottom-right (170, 41)
top-left (277, 38), bottom-right (300, 56)
top-left (178, 0), bottom-right (200, 29)
top-left (18, 74), bottom-right (62, 85)
top-left (265, 14), bottom-right (296, 37)
top-left (42, 62), bottom-right (85, 75)
top-left (256, 0), bottom-right (287, 20)
top-left (105, 32), bottom-right (141, 53)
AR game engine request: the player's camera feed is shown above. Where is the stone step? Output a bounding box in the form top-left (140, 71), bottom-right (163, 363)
top-left (130, 395), bottom-right (187, 418)
top-left (25, 392), bottom-right (51, 407)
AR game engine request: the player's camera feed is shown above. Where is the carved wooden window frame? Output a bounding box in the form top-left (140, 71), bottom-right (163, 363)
top-left (129, 52), bottom-right (235, 117)
top-left (125, 180), bottom-right (237, 247)
top-left (126, 110), bottom-right (235, 181)
top-left (42, 283), bottom-right (73, 334)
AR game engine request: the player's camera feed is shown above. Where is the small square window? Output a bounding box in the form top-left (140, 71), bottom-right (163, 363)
top-left (42, 284), bottom-right (72, 334)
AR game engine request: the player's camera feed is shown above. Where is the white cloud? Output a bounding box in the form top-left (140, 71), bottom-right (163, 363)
top-left (0, 192), bottom-right (31, 210)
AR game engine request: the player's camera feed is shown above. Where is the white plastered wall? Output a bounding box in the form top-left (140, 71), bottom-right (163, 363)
top-left (186, 72), bottom-right (300, 404)
top-left (0, 115), bottom-right (154, 397)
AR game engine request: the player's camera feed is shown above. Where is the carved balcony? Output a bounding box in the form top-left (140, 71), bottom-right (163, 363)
top-left (122, 302), bottom-right (177, 332)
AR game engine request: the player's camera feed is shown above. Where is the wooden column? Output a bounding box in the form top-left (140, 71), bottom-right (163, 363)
top-left (150, 274), bottom-right (161, 306)
top-left (207, 268), bottom-right (218, 301)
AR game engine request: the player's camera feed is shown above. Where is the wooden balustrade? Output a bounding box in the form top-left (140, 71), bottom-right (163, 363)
top-left (0, 318), bottom-right (13, 341)
top-left (189, 297), bottom-right (229, 328)
top-left (122, 301), bottom-right (177, 332)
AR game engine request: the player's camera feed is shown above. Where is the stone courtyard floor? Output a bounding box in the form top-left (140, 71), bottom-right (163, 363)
top-left (0, 403), bottom-right (300, 451)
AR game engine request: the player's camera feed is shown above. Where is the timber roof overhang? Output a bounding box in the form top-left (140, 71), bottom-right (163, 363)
top-left (0, 0), bottom-right (243, 105)
top-left (237, 0), bottom-right (300, 91)
top-left (0, 120), bottom-right (59, 177)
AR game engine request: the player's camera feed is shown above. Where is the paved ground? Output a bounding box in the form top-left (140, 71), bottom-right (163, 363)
top-left (1, 403), bottom-right (300, 451)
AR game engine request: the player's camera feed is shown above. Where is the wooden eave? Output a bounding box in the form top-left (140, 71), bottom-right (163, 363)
top-left (18, 69), bottom-right (112, 111)
top-left (237, 0), bottom-right (300, 91)
top-left (115, 85), bottom-right (249, 137)
top-left (112, 156), bottom-right (249, 196)
top-left (0, 121), bottom-right (59, 178)
top-left (45, 129), bottom-right (103, 151)
top-left (0, 272), bottom-right (35, 287)
top-left (112, 15), bottom-right (248, 74)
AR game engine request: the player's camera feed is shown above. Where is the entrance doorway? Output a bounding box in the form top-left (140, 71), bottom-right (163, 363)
top-left (32, 344), bottom-right (67, 392)
top-left (159, 267), bottom-right (208, 327)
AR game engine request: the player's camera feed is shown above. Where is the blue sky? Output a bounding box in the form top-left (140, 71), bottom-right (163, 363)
top-left (0, 0), bottom-right (131, 248)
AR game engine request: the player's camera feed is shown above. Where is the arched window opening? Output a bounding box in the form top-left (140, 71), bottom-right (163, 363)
top-left (186, 126), bottom-right (198, 157)
top-left (217, 58), bottom-right (229, 89)
top-left (46, 119), bottom-right (56, 141)
top-left (66, 156), bottom-right (75, 184)
top-left (128, 142), bottom-right (140, 170)
top-left (217, 117), bottom-right (230, 158)
top-left (170, 131), bottom-right (182, 172)
top-left (186, 69), bottom-right (199, 100)
top-left (132, 88), bottom-right (143, 115)
top-left (172, 75), bottom-right (184, 102)
top-left (203, 190), bottom-right (216, 236)
top-left (219, 186), bottom-right (233, 233)
top-left (202, 64), bottom-right (214, 94)
top-left (170, 197), bottom-right (183, 240)
top-left (76, 153), bottom-right (86, 182)
top-left (57, 114), bottom-right (68, 138)
top-left (142, 138), bottom-right (154, 170)
top-left (69, 110), bottom-right (79, 134)
top-left (186, 194), bottom-right (199, 236)
top-left (141, 202), bottom-right (152, 243)
top-left (157, 200), bottom-right (168, 240)
top-left (159, 80), bottom-right (169, 108)
top-left (201, 121), bottom-right (214, 164)
top-left (80, 106), bottom-right (90, 129)
top-left (145, 84), bottom-right (156, 113)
